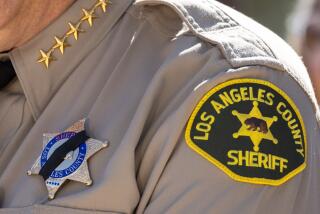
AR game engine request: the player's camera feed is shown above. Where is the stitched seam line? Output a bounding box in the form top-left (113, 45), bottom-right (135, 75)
top-left (172, 0), bottom-right (275, 61)
top-left (210, 0), bottom-right (277, 59)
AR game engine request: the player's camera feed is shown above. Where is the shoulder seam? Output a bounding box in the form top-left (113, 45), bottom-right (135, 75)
top-left (164, 0), bottom-right (285, 70)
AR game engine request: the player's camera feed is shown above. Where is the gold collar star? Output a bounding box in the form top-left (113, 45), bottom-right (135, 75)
top-left (37, 50), bottom-right (55, 69)
top-left (66, 22), bottom-right (84, 40)
top-left (37, 0), bottom-right (112, 69)
top-left (232, 101), bottom-right (278, 152)
top-left (95, 0), bottom-right (111, 12)
top-left (81, 9), bottom-right (97, 27)
top-left (53, 36), bottom-right (70, 54)
top-left (27, 119), bottom-right (108, 199)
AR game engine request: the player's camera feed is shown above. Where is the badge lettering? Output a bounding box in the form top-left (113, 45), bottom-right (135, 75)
top-left (28, 119), bottom-right (108, 199)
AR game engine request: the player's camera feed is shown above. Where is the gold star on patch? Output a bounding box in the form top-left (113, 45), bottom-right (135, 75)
top-left (95, 0), bottom-right (111, 12)
top-left (66, 22), bottom-right (83, 40)
top-left (81, 9), bottom-right (97, 27)
top-left (232, 101), bottom-right (278, 152)
top-left (37, 50), bottom-right (55, 69)
top-left (53, 36), bottom-right (69, 54)
top-left (27, 119), bottom-right (108, 199)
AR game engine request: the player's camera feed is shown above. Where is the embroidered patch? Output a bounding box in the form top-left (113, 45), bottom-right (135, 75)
top-left (185, 79), bottom-right (307, 185)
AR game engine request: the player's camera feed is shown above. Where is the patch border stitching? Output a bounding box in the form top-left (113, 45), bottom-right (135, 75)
top-left (185, 78), bottom-right (307, 186)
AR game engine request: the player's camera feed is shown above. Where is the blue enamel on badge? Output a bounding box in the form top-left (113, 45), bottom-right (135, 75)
top-left (28, 119), bottom-right (108, 199)
top-left (40, 132), bottom-right (87, 179)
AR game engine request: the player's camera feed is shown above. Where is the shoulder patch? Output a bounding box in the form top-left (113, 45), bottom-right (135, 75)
top-left (185, 79), bottom-right (307, 185)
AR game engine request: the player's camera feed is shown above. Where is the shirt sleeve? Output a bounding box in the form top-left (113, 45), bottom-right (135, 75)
top-left (136, 63), bottom-right (320, 214)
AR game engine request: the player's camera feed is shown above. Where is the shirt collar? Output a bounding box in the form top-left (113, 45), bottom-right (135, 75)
top-left (9, 0), bottom-right (133, 119)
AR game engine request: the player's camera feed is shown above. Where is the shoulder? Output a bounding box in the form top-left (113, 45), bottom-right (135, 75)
top-left (135, 0), bottom-right (318, 112)
top-left (136, 1), bottom-right (320, 212)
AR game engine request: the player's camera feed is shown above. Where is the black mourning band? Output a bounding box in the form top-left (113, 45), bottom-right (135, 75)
top-left (39, 131), bottom-right (89, 181)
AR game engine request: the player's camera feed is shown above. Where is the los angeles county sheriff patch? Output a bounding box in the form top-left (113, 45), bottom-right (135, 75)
top-left (185, 79), bottom-right (307, 185)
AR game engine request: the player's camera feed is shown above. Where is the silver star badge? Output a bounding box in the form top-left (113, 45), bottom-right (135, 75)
top-left (27, 119), bottom-right (108, 199)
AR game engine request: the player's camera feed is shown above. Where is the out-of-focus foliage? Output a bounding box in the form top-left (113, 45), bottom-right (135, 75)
top-left (219, 0), bottom-right (296, 38)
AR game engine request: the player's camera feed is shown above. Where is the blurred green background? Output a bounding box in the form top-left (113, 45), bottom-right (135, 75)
top-left (219, 0), bottom-right (296, 38)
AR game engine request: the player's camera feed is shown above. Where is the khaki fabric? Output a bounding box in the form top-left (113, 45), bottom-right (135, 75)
top-left (0, 0), bottom-right (319, 213)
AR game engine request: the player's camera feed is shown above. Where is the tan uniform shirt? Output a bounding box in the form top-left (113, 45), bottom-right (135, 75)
top-left (0, 0), bottom-right (319, 213)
